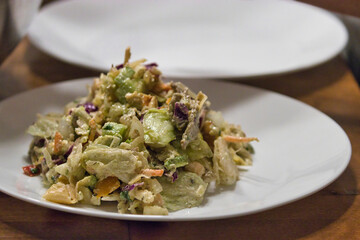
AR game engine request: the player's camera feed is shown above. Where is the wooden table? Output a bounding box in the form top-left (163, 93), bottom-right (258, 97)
top-left (0, 37), bottom-right (359, 240)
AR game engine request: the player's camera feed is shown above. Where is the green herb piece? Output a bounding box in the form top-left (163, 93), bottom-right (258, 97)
top-left (120, 191), bottom-right (132, 202)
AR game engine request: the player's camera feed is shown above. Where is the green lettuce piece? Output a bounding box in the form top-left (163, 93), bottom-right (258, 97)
top-left (27, 114), bottom-right (61, 138)
top-left (172, 134), bottom-right (213, 161)
top-left (143, 109), bottom-right (176, 147)
top-left (164, 155), bottom-right (188, 170)
top-left (185, 136), bottom-right (213, 161)
top-left (81, 147), bottom-right (146, 183)
top-left (102, 122), bottom-right (127, 141)
top-left (159, 171), bottom-right (208, 211)
top-left (114, 67), bottom-right (145, 103)
top-left (93, 135), bottom-right (122, 148)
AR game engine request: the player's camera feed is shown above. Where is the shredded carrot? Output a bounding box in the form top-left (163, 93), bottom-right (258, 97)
top-left (141, 169), bottom-right (164, 177)
top-left (223, 135), bottom-right (259, 143)
top-left (93, 176), bottom-right (120, 198)
top-left (166, 97), bottom-right (172, 105)
top-left (54, 131), bottom-right (63, 154)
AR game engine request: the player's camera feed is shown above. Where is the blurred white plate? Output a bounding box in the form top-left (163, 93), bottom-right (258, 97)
top-left (0, 78), bottom-right (351, 221)
top-left (28, 0), bottom-right (348, 78)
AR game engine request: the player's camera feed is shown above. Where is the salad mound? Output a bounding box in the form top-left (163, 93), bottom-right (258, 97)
top-left (25, 48), bottom-right (258, 215)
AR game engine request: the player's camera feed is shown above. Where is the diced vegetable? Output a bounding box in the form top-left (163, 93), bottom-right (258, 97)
top-left (43, 182), bottom-right (77, 204)
top-left (22, 164), bottom-right (40, 176)
top-left (141, 169), bottom-right (164, 177)
top-left (93, 176), bottom-right (120, 198)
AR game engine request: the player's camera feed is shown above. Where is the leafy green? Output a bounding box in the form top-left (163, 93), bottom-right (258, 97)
top-left (143, 109), bottom-right (176, 147)
top-left (114, 67), bottom-right (145, 103)
top-left (120, 191), bottom-right (132, 202)
top-left (158, 171), bottom-right (208, 211)
top-left (185, 135), bottom-right (213, 161)
top-left (164, 155), bottom-right (188, 170)
top-left (27, 114), bottom-right (61, 138)
top-left (93, 135), bottom-right (122, 148)
top-left (102, 122), bottom-right (127, 140)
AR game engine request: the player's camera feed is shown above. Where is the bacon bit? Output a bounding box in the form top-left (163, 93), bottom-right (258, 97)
top-left (54, 131), bottom-right (63, 154)
top-left (223, 135), bottom-right (259, 143)
top-left (94, 176), bottom-right (120, 198)
top-left (166, 97), bottom-right (172, 105)
top-left (141, 169), bottom-right (164, 177)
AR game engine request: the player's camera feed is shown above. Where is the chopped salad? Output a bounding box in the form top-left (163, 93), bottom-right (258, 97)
top-left (25, 48), bottom-right (258, 215)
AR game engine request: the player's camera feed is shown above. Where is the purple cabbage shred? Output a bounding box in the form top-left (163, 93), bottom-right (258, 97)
top-left (64, 145), bottom-right (74, 159)
top-left (165, 171), bottom-right (178, 182)
top-left (83, 102), bottom-right (98, 113)
top-left (198, 109), bottom-right (206, 128)
top-left (115, 63), bottom-right (124, 69)
top-left (172, 171), bottom-right (178, 182)
top-left (144, 62), bottom-right (158, 69)
top-left (35, 138), bottom-right (45, 147)
top-left (139, 114), bottom-right (145, 123)
top-left (122, 182), bottom-right (144, 192)
top-left (53, 158), bottom-right (65, 165)
top-left (174, 102), bottom-right (188, 121)
top-left (173, 102), bottom-right (189, 130)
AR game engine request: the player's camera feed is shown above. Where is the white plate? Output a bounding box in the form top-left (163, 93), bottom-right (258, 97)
top-left (0, 78), bottom-right (351, 221)
top-left (28, 0), bottom-right (348, 78)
